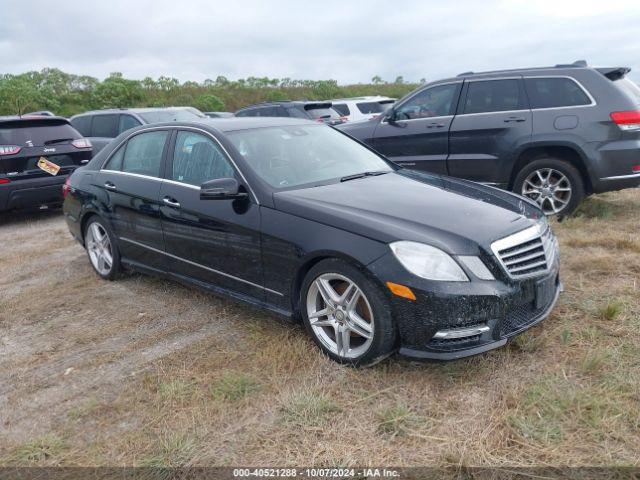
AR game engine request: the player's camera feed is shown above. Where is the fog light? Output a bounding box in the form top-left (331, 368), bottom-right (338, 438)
top-left (432, 325), bottom-right (490, 340)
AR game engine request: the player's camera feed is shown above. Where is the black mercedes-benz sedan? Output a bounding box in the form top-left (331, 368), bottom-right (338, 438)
top-left (63, 117), bottom-right (561, 366)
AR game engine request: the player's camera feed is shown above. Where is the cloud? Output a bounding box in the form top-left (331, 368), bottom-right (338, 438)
top-left (1, 0), bottom-right (639, 83)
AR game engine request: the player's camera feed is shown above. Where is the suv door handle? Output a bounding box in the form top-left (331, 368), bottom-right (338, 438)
top-left (162, 197), bottom-right (181, 208)
top-left (104, 181), bottom-right (117, 191)
top-left (504, 116), bottom-right (526, 123)
top-left (426, 122), bottom-right (445, 128)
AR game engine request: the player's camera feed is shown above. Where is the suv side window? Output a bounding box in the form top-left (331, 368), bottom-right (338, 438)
top-left (333, 104), bottom-right (350, 116)
top-left (172, 131), bottom-right (235, 186)
top-left (463, 79), bottom-right (523, 114)
top-left (121, 130), bottom-right (169, 177)
top-left (288, 107), bottom-right (308, 119)
top-left (118, 114), bottom-right (141, 134)
top-left (395, 84), bottom-right (459, 120)
top-left (70, 116), bottom-right (91, 136)
top-left (235, 109), bottom-right (253, 117)
top-left (274, 106), bottom-right (289, 117)
top-left (524, 77), bottom-right (591, 109)
top-left (91, 114), bottom-right (119, 138)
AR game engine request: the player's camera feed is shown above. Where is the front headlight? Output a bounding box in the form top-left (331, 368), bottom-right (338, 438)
top-left (390, 241), bottom-right (468, 282)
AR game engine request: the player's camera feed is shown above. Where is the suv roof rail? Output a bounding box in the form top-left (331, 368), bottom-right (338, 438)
top-left (457, 71), bottom-right (474, 77)
top-left (457, 60), bottom-right (591, 78)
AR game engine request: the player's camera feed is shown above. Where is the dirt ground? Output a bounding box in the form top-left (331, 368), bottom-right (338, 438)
top-left (0, 190), bottom-right (639, 468)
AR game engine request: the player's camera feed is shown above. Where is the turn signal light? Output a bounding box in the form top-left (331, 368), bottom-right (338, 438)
top-left (386, 282), bottom-right (416, 301)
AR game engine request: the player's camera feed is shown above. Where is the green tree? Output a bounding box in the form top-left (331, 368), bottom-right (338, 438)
top-left (195, 94), bottom-right (225, 111)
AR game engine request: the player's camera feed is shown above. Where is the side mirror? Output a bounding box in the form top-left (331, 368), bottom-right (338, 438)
top-left (385, 108), bottom-right (398, 124)
top-left (200, 178), bottom-right (248, 200)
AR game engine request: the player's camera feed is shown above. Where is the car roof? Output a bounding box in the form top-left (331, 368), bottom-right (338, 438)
top-left (330, 96), bottom-right (394, 102)
top-left (0, 115), bottom-right (71, 126)
top-left (131, 116), bottom-right (316, 133)
top-left (71, 106), bottom-right (197, 117)
top-left (236, 100), bottom-right (332, 110)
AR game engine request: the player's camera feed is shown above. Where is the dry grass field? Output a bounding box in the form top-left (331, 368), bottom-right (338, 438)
top-left (0, 189), bottom-right (639, 469)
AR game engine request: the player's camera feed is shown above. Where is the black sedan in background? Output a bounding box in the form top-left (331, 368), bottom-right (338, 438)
top-left (63, 117), bottom-right (560, 365)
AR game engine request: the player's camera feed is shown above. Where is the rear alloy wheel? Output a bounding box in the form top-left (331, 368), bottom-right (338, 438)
top-left (84, 217), bottom-right (121, 280)
top-left (513, 158), bottom-right (584, 216)
top-left (301, 259), bottom-right (396, 366)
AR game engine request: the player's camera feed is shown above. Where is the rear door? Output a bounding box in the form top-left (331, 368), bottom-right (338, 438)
top-left (98, 128), bottom-right (170, 271)
top-left (158, 129), bottom-right (264, 299)
top-left (371, 82), bottom-right (462, 174)
top-left (448, 78), bottom-right (532, 185)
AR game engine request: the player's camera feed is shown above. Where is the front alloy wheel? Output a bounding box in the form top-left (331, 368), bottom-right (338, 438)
top-left (521, 168), bottom-right (572, 215)
top-left (306, 273), bottom-right (375, 359)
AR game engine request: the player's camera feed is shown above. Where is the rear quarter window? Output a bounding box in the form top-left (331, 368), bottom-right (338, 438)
top-left (613, 78), bottom-right (640, 104)
top-left (356, 102), bottom-right (386, 114)
top-left (332, 104), bottom-right (350, 116)
top-left (91, 115), bottom-right (119, 138)
top-left (524, 77), bottom-right (592, 109)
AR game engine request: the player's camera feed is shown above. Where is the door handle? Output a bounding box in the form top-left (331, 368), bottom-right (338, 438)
top-left (504, 116), bottom-right (526, 123)
top-left (104, 181), bottom-right (117, 191)
top-left (162, 197), bottom-right (181, 208)
top-left (426, 122), bottom-right (445, 128)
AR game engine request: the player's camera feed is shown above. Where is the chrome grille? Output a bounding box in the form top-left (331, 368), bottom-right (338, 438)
top-left (491, 224), bottom-right (557, 279)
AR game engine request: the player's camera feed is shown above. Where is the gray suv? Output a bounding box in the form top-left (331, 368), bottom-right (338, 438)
top-left (70, 107), bottom-right (206, 153)
top-left (338, 61), bottom-right (640, 215)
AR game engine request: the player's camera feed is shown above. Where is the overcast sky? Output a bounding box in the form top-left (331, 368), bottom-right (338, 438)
top-left (1, 0), bottom-right (639, 84)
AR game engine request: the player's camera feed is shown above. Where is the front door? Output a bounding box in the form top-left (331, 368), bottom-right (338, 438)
top-left (448, 78), bottom-right (532, 185)
top-left (372, 82), bottom-right (462, 174)
top-left (159, 129), bottom-right (264, 300)
top-left (98, 128), bottom-right (170, 271)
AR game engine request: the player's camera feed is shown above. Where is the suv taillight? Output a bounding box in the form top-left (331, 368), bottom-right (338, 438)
top-left (71, 138), bottom-right (92, 149)
top-left (610, 110), bottom-right (640, 131)
top-left (62, 177), bottom-right (71, 198)
top-left (0, 178), bottom-right (10, 185)
top-left (0, 145), bottom-right (21, 156)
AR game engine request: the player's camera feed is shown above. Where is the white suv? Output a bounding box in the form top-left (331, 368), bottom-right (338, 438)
top-left (329, 96), bottom-right (396, 123)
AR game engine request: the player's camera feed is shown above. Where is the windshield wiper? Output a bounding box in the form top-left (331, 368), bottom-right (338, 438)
top-left (340, 170), bottom-right (390, 182)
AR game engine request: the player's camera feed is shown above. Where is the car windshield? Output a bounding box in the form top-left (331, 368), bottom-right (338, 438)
top-left (228, 124), bottom-right (392, 189)
top-left (138, 108), bottom-right (205, 123)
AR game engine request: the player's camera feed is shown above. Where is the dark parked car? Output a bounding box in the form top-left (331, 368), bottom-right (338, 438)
top-left (235, 101), bottom-right (346, 125)
top-left (204, 112), bottom-right (235, 118)
top-left (338, 61), bottom-right (640, 216)
top-left (0, 116), bottom-right (92, 212)
top-left (63, 117), bottom-right (560, 365)
top-left (70, 107), bottom-right (207, 154)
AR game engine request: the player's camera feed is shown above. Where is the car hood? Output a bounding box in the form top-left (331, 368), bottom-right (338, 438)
top-left (273, 170), bottom-right (545, 255)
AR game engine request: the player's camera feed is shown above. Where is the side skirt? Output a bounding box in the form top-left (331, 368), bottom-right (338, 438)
top-left (120, 258), bottom-right (294, 321)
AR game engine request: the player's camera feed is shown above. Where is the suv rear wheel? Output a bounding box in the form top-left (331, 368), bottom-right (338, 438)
top-left (513, 158), bottom-right (585, 216)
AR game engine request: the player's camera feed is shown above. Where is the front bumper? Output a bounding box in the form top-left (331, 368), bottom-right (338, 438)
top-left (368, 250), bottom-right (561, 361)
top-left (0, 174), bottom-right (67, 212)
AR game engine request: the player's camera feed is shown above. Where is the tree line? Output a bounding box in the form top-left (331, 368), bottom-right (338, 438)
top-left (0, 68), bottom-right (421, 117)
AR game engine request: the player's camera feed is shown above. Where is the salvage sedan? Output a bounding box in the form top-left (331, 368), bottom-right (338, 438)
top-left (63, 117), bottom-right (561, 365)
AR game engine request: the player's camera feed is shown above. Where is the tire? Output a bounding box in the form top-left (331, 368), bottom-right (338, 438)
top-left (84, 216), bottom-right (122, 280)
top-left (513, 158), bottom-right (585, 217)
top-left (300, 258), bottom-right (397, 367)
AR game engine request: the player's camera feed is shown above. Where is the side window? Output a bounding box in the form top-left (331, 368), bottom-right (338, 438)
top-left (274, 106), bottom-right (289, 117)
top-left (70, 116), bottom-right (91, 136)
top-left (172, 131), bottom-right (235, 186)
top-left (395, 84), bottom-right (459, 120)
top-left (524, 77), bottom-right (592, 109)
top-left (236, 109), bottom-right (255, 117)
top-left (288, 108), bottom-right (307, 119)
top-left (333, 104), bottom-right (350, 116)
top-left (103, 145), bottom-right (125, 171)
top-left (91, 114), bottom-right (119, 138)
top-left (118, 114), bottom-right (141, 134)
top-left (464, 79), bottom-right (522, 114)
top-left (257, 107), bottom-right (276, 117)
top-left (121, 131), bottom-right (169, 177)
